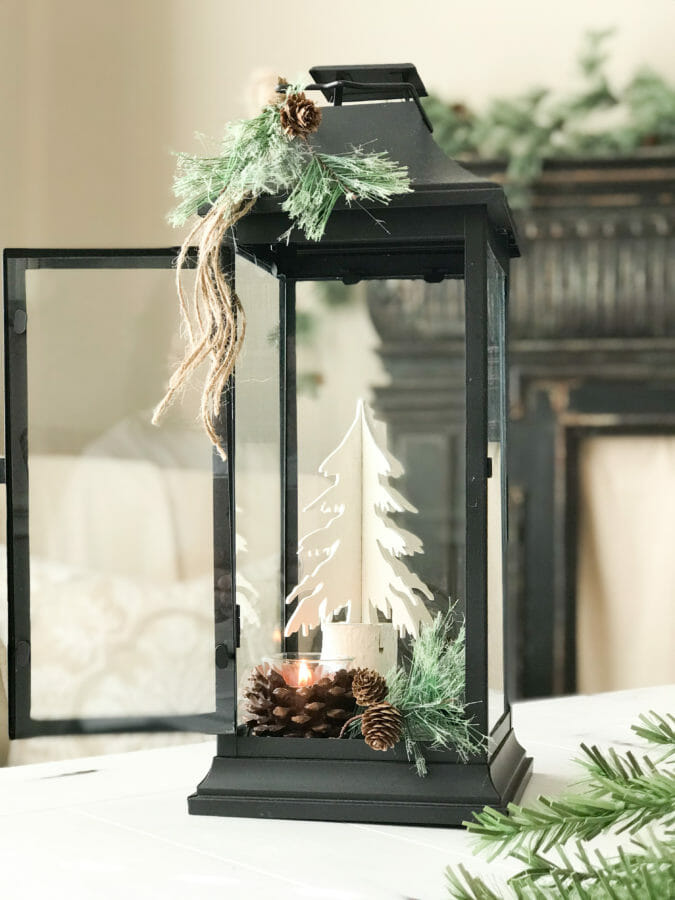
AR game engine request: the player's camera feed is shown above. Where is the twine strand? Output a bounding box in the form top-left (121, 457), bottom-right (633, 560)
top-left (152, 195), bottom-right (257, 459)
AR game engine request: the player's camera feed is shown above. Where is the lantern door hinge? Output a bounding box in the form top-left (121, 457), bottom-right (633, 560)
top-left (486, 457), bottom-right (493, 479)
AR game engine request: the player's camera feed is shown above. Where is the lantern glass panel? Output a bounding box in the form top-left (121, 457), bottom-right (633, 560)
top-left (487, 248), bottom-right (507, 731)
top-left (291, 279), bottom-right (466, 663)
top-left (234, 258), bottom-right (283, 715)
top-left (23, 266), bottom-right (215, 720)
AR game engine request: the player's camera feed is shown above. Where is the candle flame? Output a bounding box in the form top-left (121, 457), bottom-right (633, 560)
top-left (297, 659), bottom-right (312, 687)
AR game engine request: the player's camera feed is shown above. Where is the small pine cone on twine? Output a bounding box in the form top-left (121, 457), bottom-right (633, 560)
top-left (361, 701), bottom-right (403, 752)
top-left (280, 92), bottom-right (322, 138)
top-left (352, 668), bottom-right (388, 706)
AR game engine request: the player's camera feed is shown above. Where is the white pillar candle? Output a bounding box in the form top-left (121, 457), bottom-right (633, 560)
top-left (321, 622), bottom-right (397, 676)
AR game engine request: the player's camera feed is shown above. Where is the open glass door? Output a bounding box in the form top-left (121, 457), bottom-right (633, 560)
top-left (3, 249), bottom-right (234, 739)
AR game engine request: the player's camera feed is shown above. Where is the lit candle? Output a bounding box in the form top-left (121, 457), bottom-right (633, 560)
top-left (280, 658), bottom-right (315, 688)
top-left (297, 659), bottom-right (313, 687)
top-left (265, 653), bottom-right (346, 688)
top-left (249, 653), bottom-right (356, 739)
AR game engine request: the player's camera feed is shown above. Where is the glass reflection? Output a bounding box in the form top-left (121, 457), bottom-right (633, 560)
top-left (233, 259), bottom-right (281, 719)
top-left (24, 267), bottom-right (215, 720)
top-left (291, 279), bottom-right (466, 668)
top-left (487, 250), bottom-right (507, 731)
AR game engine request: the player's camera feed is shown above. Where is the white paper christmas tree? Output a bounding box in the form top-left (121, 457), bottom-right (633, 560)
top-left (236, 531), bottom-right (260, 628)
top-left (285, 399), bottom-right (433, 639)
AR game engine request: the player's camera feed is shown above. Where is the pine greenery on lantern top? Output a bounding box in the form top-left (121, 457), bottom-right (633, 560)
top-left (153, 80), bottom-right (411, 459)
top-left (285, 400), bottom-right (434, 640)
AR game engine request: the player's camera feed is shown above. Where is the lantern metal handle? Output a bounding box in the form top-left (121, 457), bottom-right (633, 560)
top-left (277, 79), bottom-right (433, 132)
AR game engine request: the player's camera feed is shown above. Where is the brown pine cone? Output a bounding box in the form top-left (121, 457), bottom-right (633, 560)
top-left (245, 666), bottom-right (355, 738)
top-left (361, 701), bottom-right (403, 751)
top-left (352, 668), bottom-right (388, 706)
top-left (279, 92), bottom-right (322, 138)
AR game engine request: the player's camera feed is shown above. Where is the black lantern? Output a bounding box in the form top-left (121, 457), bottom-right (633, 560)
top-left (188, 64), bottom-right (531, 825)
top-left (2, 64), bottom-right (530, 826)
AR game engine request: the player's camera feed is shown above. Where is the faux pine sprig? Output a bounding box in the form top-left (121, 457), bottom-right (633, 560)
top-left (168, 99), bottom-right (303, 227)
top-left (448, 832), bottom-right (675, 899)
top-left (169, 94), bottom-right (411, 240)
top-left (446, 710), bottom-right (675, 899)
top-left (386, 609), bottom-right (486, 776)
top-left (281, 147), bottom-right (411, 242)
top-left (340, 609), bottom-right (485, 777)
top-left (631, 710), bottom-right (675, 756)
top-left (154, 79), bottom-right (411, 457)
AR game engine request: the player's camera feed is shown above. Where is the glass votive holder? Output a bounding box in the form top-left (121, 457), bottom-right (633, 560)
top-left (262, 652), bottom-right (354, 688)
top-left (247, 653), bottom-right (355, 738)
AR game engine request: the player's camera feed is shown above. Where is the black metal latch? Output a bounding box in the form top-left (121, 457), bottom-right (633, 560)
top-left (235, 602), bottom-right (241, 648)
top-left (214, 605), bottom-right (241, 669)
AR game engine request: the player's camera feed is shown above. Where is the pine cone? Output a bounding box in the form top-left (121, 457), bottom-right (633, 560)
top-left (352, 668), bottom-right (388, 706)
top-left (279, 92), bottom-right (322, 138)
top-left (361, 701), bottom-right (403, 751)
top-left (245, 666), bottom-right (355, 738)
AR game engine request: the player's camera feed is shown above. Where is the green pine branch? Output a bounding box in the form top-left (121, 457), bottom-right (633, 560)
top-left (169, 88), bottom-right (411, 241)
top-left (447, 833), bottom-right (675, 899)
top-left (169, 101), bottom-right (302, 226)
top-left (631, 710), bottom-right (675, 753)
top-left (281, 147), bottom-right (411, 242)
top-left (446, 710), bottom-right (675, 898)
top-left (464, 742), bottom-right (674, 858)
top-left (386, 610), bottom-right (485, 776)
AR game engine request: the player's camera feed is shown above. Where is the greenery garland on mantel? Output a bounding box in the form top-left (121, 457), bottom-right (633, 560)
top-left (424, 30), bottom-right (675, 208)
top-left (447, 710), bottom-right (675, 898)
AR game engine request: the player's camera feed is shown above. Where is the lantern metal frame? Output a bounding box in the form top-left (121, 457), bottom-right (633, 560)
top-left (2, 247), bottom-right (232, 739)
top-left (188, 206), bottom-right (531, 824)
top-left (2, 67), bottom-right (532, 825)
top-left (188, 78), bottom-right (531, 821)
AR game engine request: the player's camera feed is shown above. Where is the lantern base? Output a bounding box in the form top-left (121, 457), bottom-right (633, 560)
top-left (187, 726), bottom-right (531, 826)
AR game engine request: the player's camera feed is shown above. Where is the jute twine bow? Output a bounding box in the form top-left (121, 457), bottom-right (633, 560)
top-left (151, 195), bottom-right (257, 459)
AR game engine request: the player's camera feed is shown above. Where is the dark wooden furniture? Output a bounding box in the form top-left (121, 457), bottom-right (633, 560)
top-left (369, 151), bottom-right (675, 698)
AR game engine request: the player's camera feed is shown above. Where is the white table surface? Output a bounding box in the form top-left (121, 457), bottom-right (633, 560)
top-left (1, 684), bottom-right (673, 900)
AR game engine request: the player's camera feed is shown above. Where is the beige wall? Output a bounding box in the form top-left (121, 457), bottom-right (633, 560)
top-left (1, 0), bottom-right (674, 250)
top-left (577, 437), bottom-right (675, 693)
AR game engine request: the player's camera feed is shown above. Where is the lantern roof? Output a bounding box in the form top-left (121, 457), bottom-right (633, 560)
top-left (234, 65), bottom-right (519, 278)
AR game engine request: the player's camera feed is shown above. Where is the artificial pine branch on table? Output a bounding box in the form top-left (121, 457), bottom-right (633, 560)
top-left (445, 711), bottom-right (675, 899)
top-left (630, 711), bottom-right (675, 752)
top-left (448, 833), bottom-right (675, 899)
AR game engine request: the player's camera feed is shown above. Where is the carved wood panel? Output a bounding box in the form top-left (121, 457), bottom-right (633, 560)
top-left (366, 152), bottom-right (675, 698)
